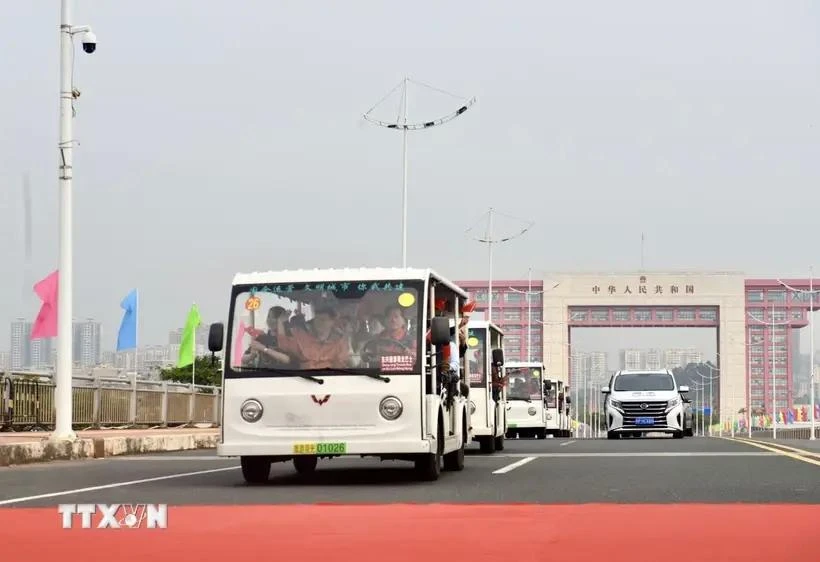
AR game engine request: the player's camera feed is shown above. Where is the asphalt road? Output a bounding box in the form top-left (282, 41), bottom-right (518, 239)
top-left (1, 436), bottom-right (818, 507)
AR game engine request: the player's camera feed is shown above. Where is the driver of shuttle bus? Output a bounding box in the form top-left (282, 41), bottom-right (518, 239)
top-left (243, 306), bottom-right (293, 368)
top-left (276, 306), bottom-right (352, 369)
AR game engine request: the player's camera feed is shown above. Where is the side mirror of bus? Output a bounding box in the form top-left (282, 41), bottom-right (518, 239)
top-left (208, 323), bottom-right (225, 353)
top-left (491, 348), bottom-right (504, 366)
top-left (544, 380), bottom-right (553, 391)
top-left (601, 386), bottom-right (610, 394)
top-left (430, 317), bottom-right (451, 346)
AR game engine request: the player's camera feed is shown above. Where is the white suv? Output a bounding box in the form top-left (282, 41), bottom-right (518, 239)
top-left (602, 369), bottom-right (689, 439)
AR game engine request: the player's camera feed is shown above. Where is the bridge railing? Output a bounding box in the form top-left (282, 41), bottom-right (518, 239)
top-left (0, 371), bottom-right (221, 431)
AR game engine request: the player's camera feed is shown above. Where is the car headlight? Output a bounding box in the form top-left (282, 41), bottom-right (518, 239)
top-left (240, 399), bottom-right (263, 423)
top-left (528, 406), bottom-right (537, 416)
top-left (609, 399), bottom-right (622, 409)
top-left (470, 401), bottom-right (476, 415)
top-left (379, 396), bottom-right (403, 421)
top-left (667, 397), bottom-right (681, 408)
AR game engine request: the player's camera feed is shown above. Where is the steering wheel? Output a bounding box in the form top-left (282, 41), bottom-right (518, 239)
top-left (360, 338), bottom-right (414, 366)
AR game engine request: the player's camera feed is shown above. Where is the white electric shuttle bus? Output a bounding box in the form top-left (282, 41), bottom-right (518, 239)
top-left (504, 361), bottom-right (551, 439)
top-left (464, 320), bottom-right (506, 453)
top-left (542, 377), bottom-right (572, 438)
top-left (207, 268), bottom-right (472, 483)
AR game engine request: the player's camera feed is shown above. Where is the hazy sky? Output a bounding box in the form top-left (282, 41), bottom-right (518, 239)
top-left (2, 1), bottom-right (820, 351)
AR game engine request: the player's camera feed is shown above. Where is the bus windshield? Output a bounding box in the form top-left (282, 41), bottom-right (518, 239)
top-left (543, 381), bottom-right (557, 408)
top-left (613, 373), bottom-right (675, 392)
top-left (225, 280), bottom-right (424, 378)
top-left (465, 328), bottom-right (487, 388)
top-left (505, 367), bottom-right (543, 400)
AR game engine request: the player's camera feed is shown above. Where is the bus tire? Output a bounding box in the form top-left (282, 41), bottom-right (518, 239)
top-left (443, 416), bottom-right (467, 471)
top-left (240, 456), bottom-right (271, 485)
top-left (415, 414), bottom-right (443, 481)
top-left (479, 434), bottom-right (496, 454)
top-left (293, 455), bottom-right (318, 475)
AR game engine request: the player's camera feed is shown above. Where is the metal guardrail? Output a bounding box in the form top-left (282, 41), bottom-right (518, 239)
top-left (0, 371), bottom-right (221, 431)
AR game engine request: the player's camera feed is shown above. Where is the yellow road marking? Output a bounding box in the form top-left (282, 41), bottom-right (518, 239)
top-left (721, 437), bottom-right (820, 468)
top-left (731, 437), bottom-right (820, 459)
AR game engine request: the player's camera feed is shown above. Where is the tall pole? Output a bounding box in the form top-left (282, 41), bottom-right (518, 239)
top-left (709, 366), bottom-right (713, 436)
top-left (486, 208), bottom-right (494, 324)
top-left (771, 300), bottom-right (777, 440)
top-left (401, 78), bottom-right (408, 268)
top-left (810, 266), bottom-right (816, 439)
top-left (364, 78), bottom-right (475, 269)
top-left (748, 326), bottom-right (753, 438)
top-left (55, 0), bottom-right (76, 440)
top-left (527, 267), bottom-right (532, 362)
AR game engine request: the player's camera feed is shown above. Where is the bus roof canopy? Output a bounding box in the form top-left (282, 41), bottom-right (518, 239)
top-left (232, 267), bottom-right (469, 298)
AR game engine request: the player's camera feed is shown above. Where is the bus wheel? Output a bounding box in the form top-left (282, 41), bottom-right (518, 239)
top-left (479, 434), bottom-right (496, 454)
top-left (240, 456), bottom-right (271, 485)
top-left (443, 420), bottom-right (466, 472)
top-left (415, 421), bottom-right (443, 481)
top-left (293, 455), bottom-right (318, 475)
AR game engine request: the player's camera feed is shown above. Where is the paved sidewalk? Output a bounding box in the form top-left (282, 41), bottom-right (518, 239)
top-left (0, 427), bottom-right (219, 467)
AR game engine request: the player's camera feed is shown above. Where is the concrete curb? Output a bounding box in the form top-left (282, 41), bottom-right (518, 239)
top-left (0, 432), bottom-right (219, 467)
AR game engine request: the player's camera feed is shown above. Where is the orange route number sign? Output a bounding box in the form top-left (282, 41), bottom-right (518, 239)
top-left (245, 296), bottom-right (261, 311)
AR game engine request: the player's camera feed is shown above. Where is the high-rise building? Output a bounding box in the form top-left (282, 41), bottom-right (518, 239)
top-left (454, 280), bottom-right (544, 363)
top-left (29, 337), bottom-right (54, 369)
top-left (73, 318), bottom-right (102, 367)
top-left (10, 318), bottom-right (30, 370)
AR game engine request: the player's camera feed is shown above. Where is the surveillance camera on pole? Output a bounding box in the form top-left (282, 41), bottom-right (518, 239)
top-left (54, 0), bottom-right (98, 442)
top-left (80, 30), bottom-right (97, 54)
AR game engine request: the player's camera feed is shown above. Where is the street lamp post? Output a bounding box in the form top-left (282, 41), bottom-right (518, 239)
top-left (55, 0), bottom-right (97, 441)
top-left (747, 306), bottom-right (790, 440)
top-left (465, 208), bottom-right (534, 324)
top-left (777, 271), bottom-right (818, 440)
top-left (508, 271), bottom-right (560, 362)
top-left (363, 78), bottom-right (476, 267)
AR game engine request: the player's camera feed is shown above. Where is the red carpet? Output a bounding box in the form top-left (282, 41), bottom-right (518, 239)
top-left (2, 504), bottom-right (819, 561)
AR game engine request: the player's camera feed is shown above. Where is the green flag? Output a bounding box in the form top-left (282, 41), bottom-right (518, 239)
top-left (177, 303), bottom-right (201, 368)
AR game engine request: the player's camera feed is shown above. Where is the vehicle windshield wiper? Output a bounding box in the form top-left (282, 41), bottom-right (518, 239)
top-left (509, 396), bottom-right (531, 402)
top-left (306, 368), bottom-right (390, 383)
top-left (233, 367), bottom-right (324, 384)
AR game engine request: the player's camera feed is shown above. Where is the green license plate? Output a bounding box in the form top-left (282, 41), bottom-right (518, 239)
top-left (292, 442), bottom-right (347, 455)
top-left (507, 423), bottom-right (517, 428)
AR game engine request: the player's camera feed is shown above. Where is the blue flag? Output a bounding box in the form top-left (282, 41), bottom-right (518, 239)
top-left (116, 289), bottom-right (138, 351)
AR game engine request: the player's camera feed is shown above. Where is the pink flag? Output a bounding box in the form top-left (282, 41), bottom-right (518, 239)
top-left (232, 320), bottom-right (247, 367)
top-left (31, 270), bottom-right (59, 340)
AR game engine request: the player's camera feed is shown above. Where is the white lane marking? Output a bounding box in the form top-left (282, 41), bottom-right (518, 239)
top-left (492, 456), bottom-right (536, 474)
top-left (0, 467), bottom-right (239, 506)
top-left (490, 452), bottom-right (776, 458)
top-left (559, 440), bottom-right (577, 447)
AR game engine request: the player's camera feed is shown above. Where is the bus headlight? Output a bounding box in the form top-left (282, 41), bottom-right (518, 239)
top-left (470, 401), bottom-right (476, 415)
top-left (528, 406), bottom-right (537, 416)
top-left (379, 396), bottom-right (403, 421)
top-left (240, 399), bottom-right (263, 423)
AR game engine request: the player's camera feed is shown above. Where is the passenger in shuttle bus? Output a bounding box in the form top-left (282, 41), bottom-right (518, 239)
top-left (243, 306), bottom-right (293, 368)
top-left (276, 307), bottom-right (352, 369)
top-left (491, 361), bottom-right (506, 401)
top-left (358, 305), bottom-right (417, 367)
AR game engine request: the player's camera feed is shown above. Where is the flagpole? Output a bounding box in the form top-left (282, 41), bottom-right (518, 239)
top-left (134, 289), bottom-right (139, 376)
top-left (192, 302), bottom-right (197, 388)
